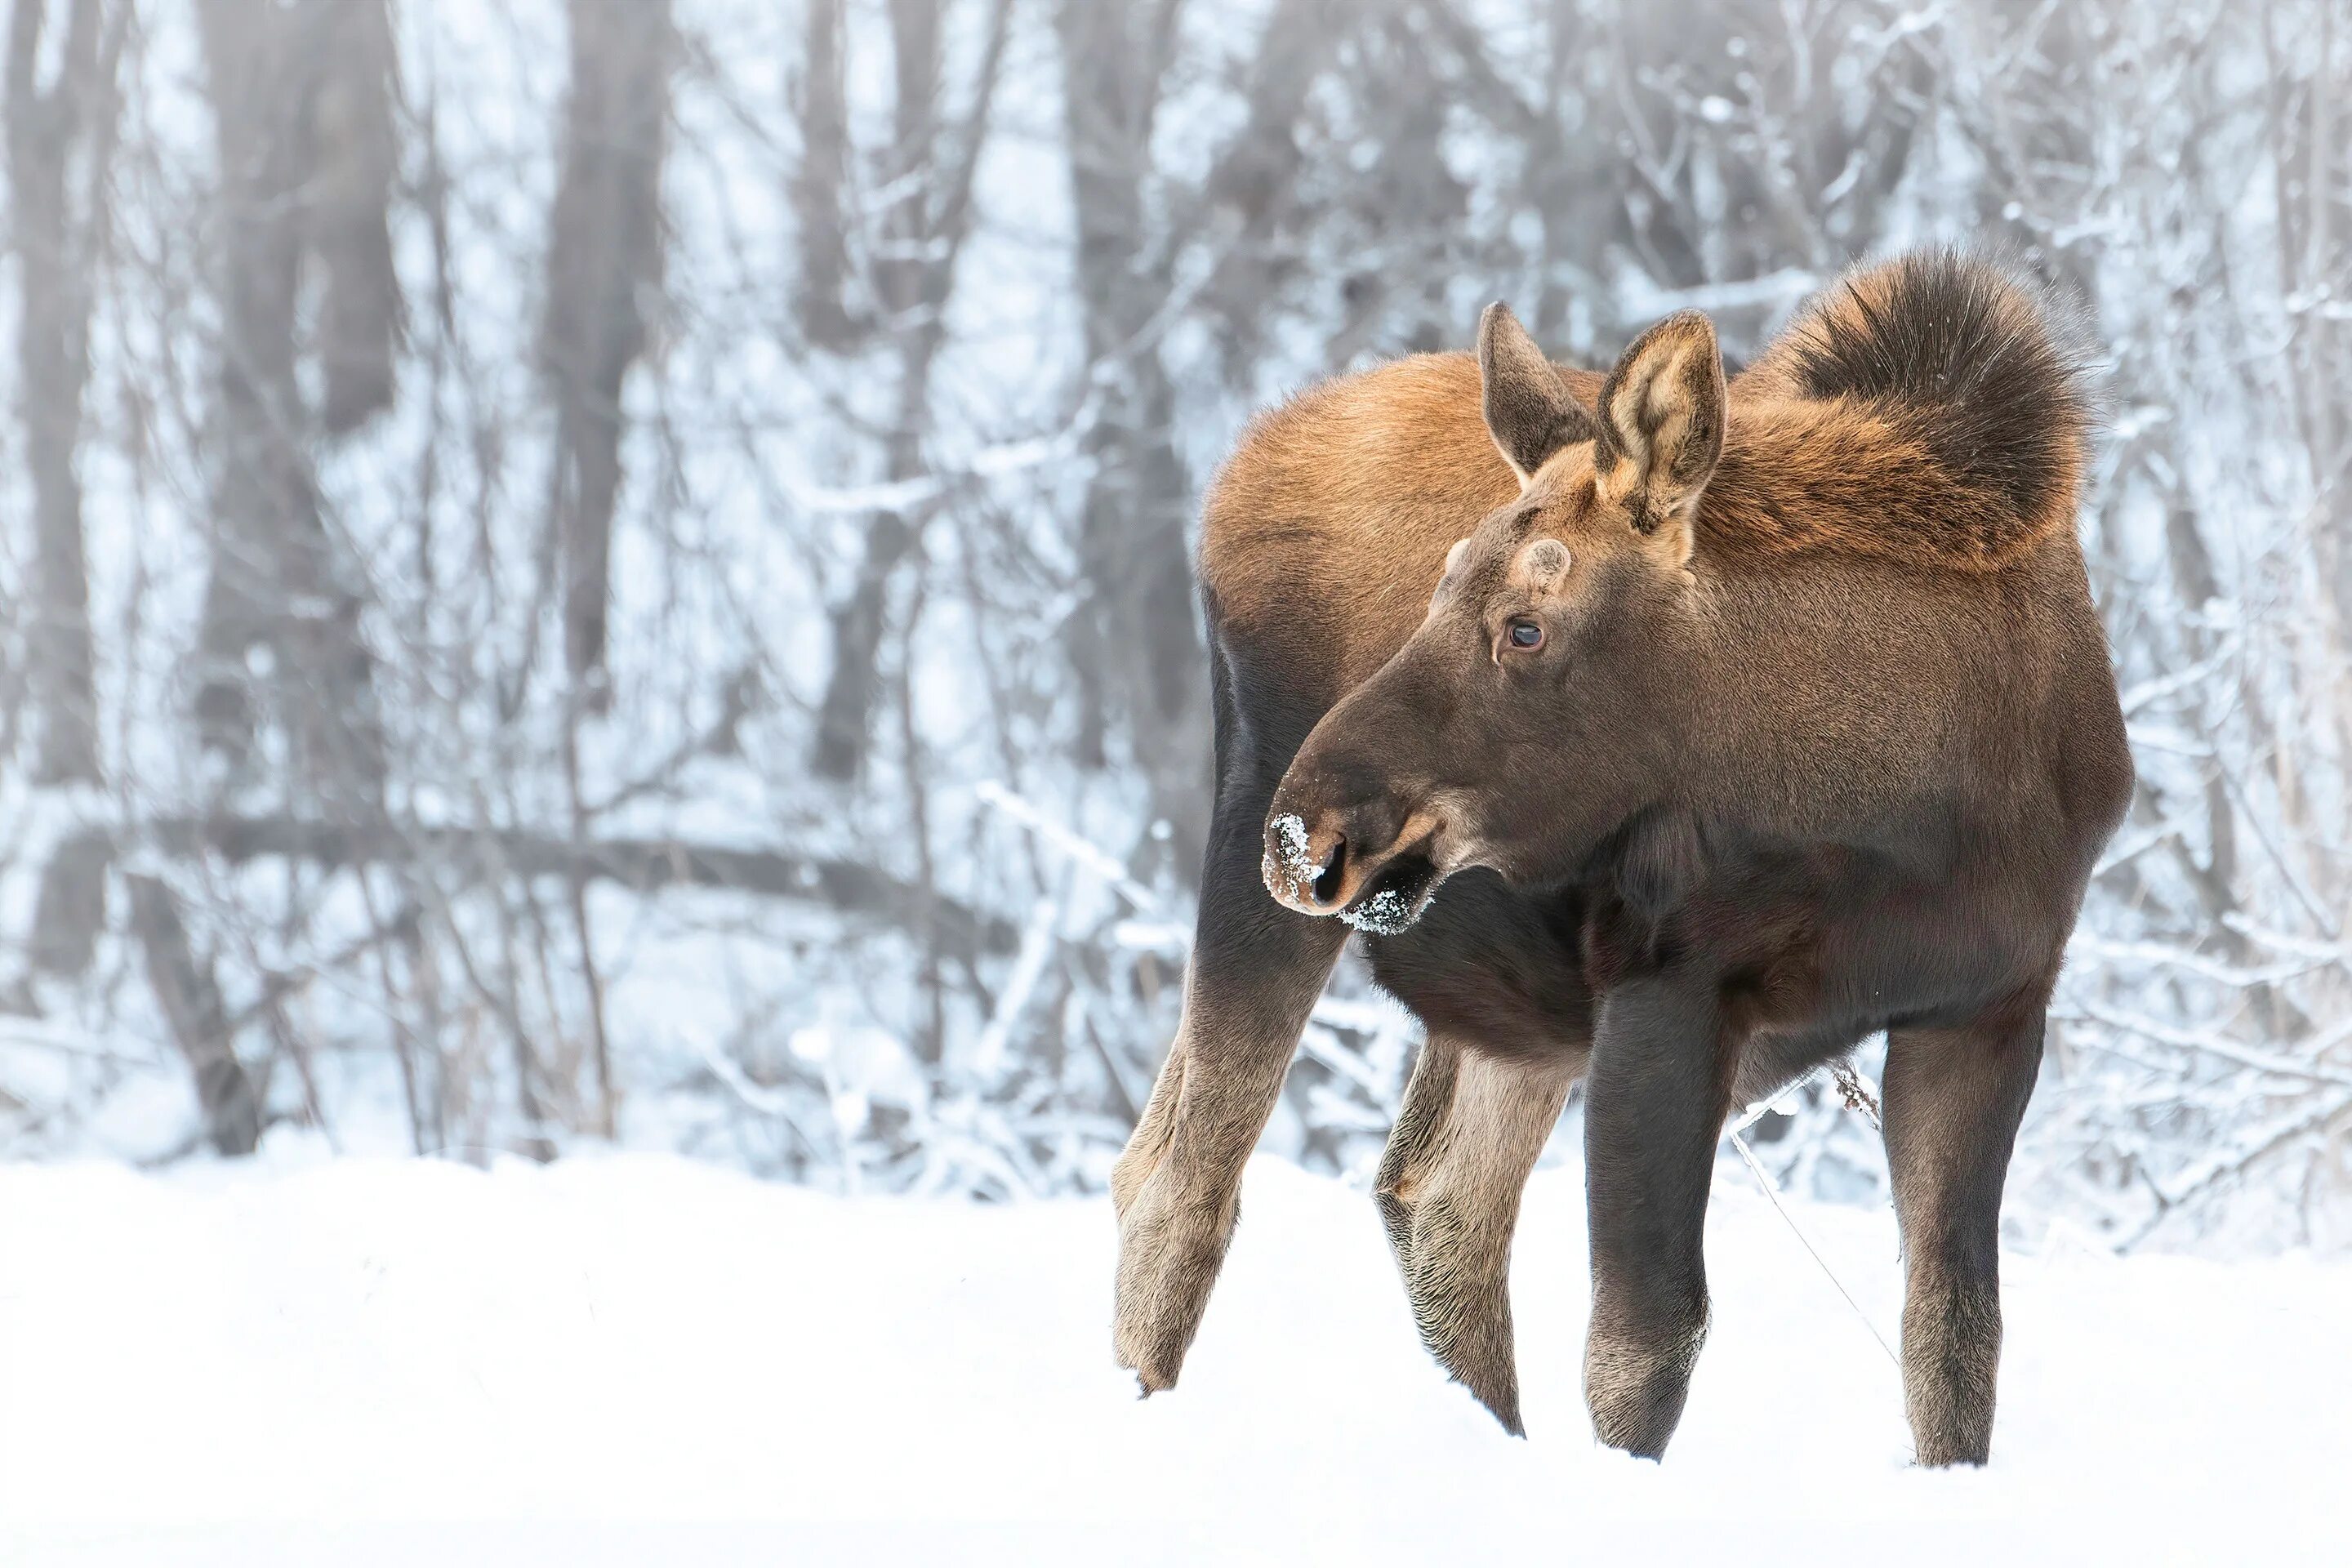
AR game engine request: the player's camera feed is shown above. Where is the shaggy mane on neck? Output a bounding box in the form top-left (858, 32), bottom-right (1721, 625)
top-left (1700, 250), bottom-right (2092, 572)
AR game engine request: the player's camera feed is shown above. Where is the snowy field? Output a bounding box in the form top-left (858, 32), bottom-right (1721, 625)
top-left (2, 1152), bottom-right (2347, 1566)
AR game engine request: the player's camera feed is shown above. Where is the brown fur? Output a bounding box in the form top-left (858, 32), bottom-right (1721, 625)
top-left (1201, 351), bottom-right (1579, 695)
top-left (1110, 914), bottom-right (1348, 1392)
top-left (1742, 248), bottom-right (2088, 556)
top-left (1374, 1035), bottom-right (1580, 1435)
top-left (1214, 359), bottom-right (1580, 700)
top-left (1880, 988), bottom-right (2051, 1465)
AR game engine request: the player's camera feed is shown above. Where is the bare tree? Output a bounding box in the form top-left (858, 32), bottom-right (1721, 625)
top-left (809, 0), bottom-right (1015, 782)
top-left (541, 0), bottom-right (674, 693)
top-left (189, 0), bottom-right (392, 807)
top-left (5, 0), bottom-right (123, 786)
top-left (1054, 0), bottom-right (1209, 880)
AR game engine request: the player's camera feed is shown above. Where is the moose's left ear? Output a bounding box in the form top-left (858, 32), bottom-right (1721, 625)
top-left (1595, 310), bottom-right (1725, 538)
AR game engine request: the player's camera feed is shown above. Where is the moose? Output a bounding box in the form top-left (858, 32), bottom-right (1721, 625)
top-left (1108, 250), bottom-right (2132, 1465)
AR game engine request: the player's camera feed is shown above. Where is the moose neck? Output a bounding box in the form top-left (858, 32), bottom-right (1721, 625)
top-left (1656, 412), bottom-right (2071, 860)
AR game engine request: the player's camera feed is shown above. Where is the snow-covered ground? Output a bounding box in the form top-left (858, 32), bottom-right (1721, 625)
top-left (2, 1151), bottom-right (2346, 1565)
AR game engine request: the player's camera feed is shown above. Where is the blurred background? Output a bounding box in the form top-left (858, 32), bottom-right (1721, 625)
top-left (0, 0), bottom-right (2344, 1252)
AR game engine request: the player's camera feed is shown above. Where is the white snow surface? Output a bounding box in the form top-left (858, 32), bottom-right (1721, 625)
top-left (2, 1151), bottom-right (2346, 1565)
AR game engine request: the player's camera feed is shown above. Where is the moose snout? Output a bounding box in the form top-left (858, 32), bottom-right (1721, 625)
top-left (1261, 776), bottom-right (1431, 919)
top-left (1262, 806), bottom-right (1358, 915)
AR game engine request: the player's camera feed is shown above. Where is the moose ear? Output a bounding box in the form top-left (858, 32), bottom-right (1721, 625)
top-left (1594, 310), bottom-right (1725, 537)
top-left (1478, 303), bottom-right (1600, 485)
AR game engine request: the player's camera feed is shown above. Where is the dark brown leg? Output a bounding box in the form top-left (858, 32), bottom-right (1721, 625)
top-left (1375, 1035), bottom-right (1579, 1434)
top-left (1882, 997), bottom-right (2045, 1466)
top-left (1580, 976), bottom-right (1733, 1459)
top-left (1111, 784), bottom-right (1345, 1393)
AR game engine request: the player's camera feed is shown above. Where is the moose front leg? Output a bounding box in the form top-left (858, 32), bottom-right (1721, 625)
top-left (1882, 997), bottom-right (2046, 1466)
top-left (1111, 795), bottom-right (1346, 1394)
top-left (1579, 977), bottom-right (1734, 1459)
top-left (1375, 1036), bottom-right (1579, 1434)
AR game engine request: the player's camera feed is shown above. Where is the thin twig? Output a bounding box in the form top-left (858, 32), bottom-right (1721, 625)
top-left (1731, 1130), bottom-right (1900, 1367)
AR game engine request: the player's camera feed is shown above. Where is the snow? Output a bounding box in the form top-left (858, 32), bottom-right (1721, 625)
top-left (1337, 884), bottom-right (1419, 934)
top-left (1265, 810), bottom-right (1317, 901)
top-left (3, 1152), bottom-right (2347, 1564)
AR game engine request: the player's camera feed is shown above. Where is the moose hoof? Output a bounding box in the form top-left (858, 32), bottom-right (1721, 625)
top-left (1584, 1312), bottom-right (1708, 1459)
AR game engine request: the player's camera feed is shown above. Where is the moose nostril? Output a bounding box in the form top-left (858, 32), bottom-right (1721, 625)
top-left (1311, 836), bottom-right (1348, 907)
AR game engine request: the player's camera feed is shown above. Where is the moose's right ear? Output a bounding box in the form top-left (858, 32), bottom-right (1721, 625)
top-left (1478, 303), bottom-right (1600, 485)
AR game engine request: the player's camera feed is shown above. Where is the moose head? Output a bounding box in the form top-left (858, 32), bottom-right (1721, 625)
top-left (1260, 304), bottom-right (1726, 931)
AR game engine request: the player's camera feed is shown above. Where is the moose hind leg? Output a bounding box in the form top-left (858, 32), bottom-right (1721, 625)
top-left (1882, 996), bottom-right (2047, 1466)
top-left (1375, 1036), bottom-right (1576, 1435)
top-left (1111, 786), bottom-right (1347, 1395)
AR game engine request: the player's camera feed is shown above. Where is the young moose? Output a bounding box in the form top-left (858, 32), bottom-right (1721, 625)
top-left (1109, 251), bottom-right (2131, 1464)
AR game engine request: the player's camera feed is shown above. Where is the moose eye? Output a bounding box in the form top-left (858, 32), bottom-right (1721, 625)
top-left (1506, 619), bottom-right (1544, 651)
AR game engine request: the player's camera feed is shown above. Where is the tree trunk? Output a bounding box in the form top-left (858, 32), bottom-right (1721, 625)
top-left (810, 0), bottom-right (1013, 781)
top-left (127, 875), bottom-right (262, 1157)
top-left (192, 0), bottom-right (388, 807)
top-left (1055, 0), bottom-right (1212, 883)
top-left (541, 0), bottom-right (674, 688)
top-left (307, 0), bottom-right (402, 437)
top-left (788, 0), bottom-right (856, 350)
top-left (4, 0), bottom-right (120, 786)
